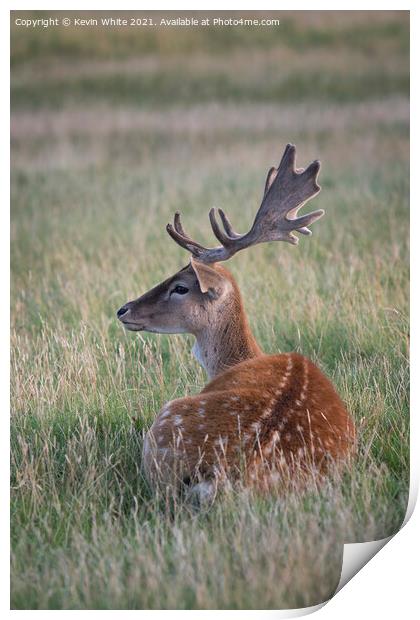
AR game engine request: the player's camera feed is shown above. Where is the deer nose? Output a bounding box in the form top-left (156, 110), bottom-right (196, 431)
top-left (117, 305), bottom-right (130, 319)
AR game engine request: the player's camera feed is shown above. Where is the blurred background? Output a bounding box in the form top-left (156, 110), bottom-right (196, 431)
top-left (11, 11), bottom-right (409, 610)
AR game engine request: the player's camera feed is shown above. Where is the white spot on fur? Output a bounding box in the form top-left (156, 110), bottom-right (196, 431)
top-left (280, 355), bottom-right (293, 383)
top-left (199, 424), bottom-right (205, 430)
top-left (297, 424), bottom-right (304, 432)
top-left (231, 396), bottom-right (240, 402)
top-left (295, 399), bottom-right (302, 407)
top-left (199, 400), bottom-right (207, 406)
top-left (298, 358), bottom-right (309, 403)
top-left (174, 415), bottom-right (183, 426)
top-left (198, 408), bottom-right (206, 417)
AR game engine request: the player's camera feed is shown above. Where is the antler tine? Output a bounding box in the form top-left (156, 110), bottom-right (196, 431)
top-left (217, 208), bottom-right (242, 239)
top-left (277, 142), bottom-right (297, 175)
top-left (173, 211), bottom-right (187, 236)
top-left (208, 208), bottom-right (229, 246)
top-left (166, 212), bottom-right (207, 253)
top-left (300, 160), bottom-right (321, 191)
top-left (208, 208), bottom-right (240, 247)
top-left (265, 146), bottom-right (321, 210)
top-left (166, 222), bottom-right (195, 252)
top-left (296, 227), bottom-right (312, 236)
top-left (263, 167), bottom-right (278, 199)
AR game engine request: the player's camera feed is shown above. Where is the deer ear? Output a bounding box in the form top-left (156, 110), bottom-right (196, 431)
top-left (190, 258), bottom-right (226, 299)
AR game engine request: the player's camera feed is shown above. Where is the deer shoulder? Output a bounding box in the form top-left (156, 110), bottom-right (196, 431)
top-left (143, 352), bottom-right (354, 493)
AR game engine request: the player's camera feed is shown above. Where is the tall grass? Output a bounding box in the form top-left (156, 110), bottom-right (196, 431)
top-left (11, 10), bottom-right (409, 609)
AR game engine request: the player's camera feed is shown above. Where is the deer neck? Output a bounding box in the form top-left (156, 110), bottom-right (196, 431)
top-left (193, 296), bottom-right (262, 379)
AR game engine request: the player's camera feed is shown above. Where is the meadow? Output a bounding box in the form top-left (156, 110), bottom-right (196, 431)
top-left (10, 11), bottom-right (409, 609)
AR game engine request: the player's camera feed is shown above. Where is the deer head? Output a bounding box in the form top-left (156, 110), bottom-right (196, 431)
top-left (117, 144), bottom-right (324, 375)
top-left (116, 258), bottom-right (236, 335)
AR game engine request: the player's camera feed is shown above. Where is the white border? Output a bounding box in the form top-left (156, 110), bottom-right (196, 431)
top-left (4, 1), bottom-right (416, 617)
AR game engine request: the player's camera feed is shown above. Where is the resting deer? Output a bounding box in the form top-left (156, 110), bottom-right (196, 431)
top-left (117, 144), bottom-right (355, 503)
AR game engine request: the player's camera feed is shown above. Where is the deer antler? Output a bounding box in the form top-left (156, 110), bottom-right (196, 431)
top-left (166, 144), bottom-right (324, 264)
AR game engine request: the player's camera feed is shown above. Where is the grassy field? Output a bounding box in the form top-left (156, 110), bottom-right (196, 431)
top-left (10, 11), bottom-right (409, 610)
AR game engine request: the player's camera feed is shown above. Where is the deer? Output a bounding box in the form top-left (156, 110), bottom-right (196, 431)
top-left (117, 144), bottom-right (355, 505)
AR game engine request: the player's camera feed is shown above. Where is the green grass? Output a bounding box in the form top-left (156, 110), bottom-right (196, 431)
top-left (11, 10), bottom-right (409, 610)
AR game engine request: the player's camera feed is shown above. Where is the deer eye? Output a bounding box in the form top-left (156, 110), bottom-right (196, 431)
top-left (172, 285), bottom-right (189, 295)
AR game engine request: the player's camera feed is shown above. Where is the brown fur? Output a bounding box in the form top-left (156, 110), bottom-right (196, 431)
top-left (143, 351), bottom-right (355, 492)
